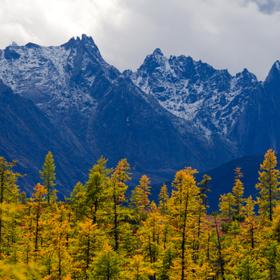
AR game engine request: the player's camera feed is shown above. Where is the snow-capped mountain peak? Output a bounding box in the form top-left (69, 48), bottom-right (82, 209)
top-left (0, 35), bottom-right (118, 118)
top-left (264, 60), bottom-right (280, 87)
top-left (128, 52), bottom-right (260, 138)
top-left (2, 35), bottom-right (280, 191)
top-left (0, 35), bottom-right (276, 144)
top-left (152, 48), bottom-right (164, 57)
top-left (274, 60), bottom-right (280, 71)
top-left (62, 34), bottom-right (102, 60)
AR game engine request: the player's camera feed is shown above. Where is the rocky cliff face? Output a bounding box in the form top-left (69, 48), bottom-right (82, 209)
top-left (126, 49), bottom-right (261, 141)
top-left (127, 48), bottom-right (280, 154)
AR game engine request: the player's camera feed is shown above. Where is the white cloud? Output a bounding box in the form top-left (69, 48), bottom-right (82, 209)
top-left (0, 0), bottom-right (280, 80)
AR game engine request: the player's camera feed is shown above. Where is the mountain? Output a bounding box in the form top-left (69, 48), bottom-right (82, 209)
top-left (126, 48), bottom-right (274, 155)
top-left (0, 35), bottom-right (214, 192)
top-left (127, 47), bottom-right (280, 157)
top-left (0, 35), bottom-right (280, 201)
top-left (126, 49), bottom-right (259, 139)
top-left (0, 80), bottom-right (90, 195)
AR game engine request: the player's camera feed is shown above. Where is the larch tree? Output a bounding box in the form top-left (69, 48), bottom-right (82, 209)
top-left (219, 193), bottom-right (235, 221)
top-left (39, 151), bottom-right (56, 205)
top-left (72, 218), bottom-right (104, 278)
top-left (264, 241), bottom-right (280, 280)
top-left (138, 202), bottom-right (161, 273)
top-left (237, 256), bottom-right (265, 280)
top-left (169, 168), bottom-right (201, 280)
top-left (198, 174), bottom-right (212, 210)
top-left (109, 159), bottom-right (130, 251)
top-left (256, 149), bottom-right (280, 221)
top-left (70, 182), bottom-right (87, 222)
top-left (272, 204), bottom-right (280, 242)
top-left (29, 184), bottom-right (47, 257)
top-left (85, 157), bottom-right (110, 224)
top-left (158, 248), bottom-right (174, 280)
top-left (0, 157), bottom-right (20, 259)
top-left (242, 196), bottom-right (257, 249)
top-left (159, 184), bottom-right (169, 215)
top-left (90, 242), bottom-right (120, 280)
top-left (232, 167), bottom-right (245, 221)
top-left (131, 175), bottom-right (151, 221)
top-left (44, 204), bottom-right (72, 279)
top-left (20, 202), bottom-right (34, 265)
top-left (214, 215), bottom-right (225, 280)
top-left (126, 254), bottom-right (154, 280)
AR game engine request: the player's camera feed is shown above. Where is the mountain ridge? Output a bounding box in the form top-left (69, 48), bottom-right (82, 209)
top-left (0, 34), bottom-right (280, 198)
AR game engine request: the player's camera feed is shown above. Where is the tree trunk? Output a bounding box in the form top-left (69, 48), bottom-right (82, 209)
top-left (214, 217), bottom-right (225, 280)
top-left (34, 208), bottom-right (40, 252)
top-left (93, 201), bottom-right (98, 224)
top-left (0, 169), bottom-right (4, 258)
top-left (113, 193), bottom-right (119, 251)
top-left (269, 186), bottom-right (272, 221)
top-left (250, 224), bottom-right (254, 249)
top-left (86, 235), bottom-right (90, 270)
top-left (181, 192), bottom-right (189, 280)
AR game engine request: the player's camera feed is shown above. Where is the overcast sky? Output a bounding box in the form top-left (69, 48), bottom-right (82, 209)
top-left (0, 0), bottom-right (280, 80)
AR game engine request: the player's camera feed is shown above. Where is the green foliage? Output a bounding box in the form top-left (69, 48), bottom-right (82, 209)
top-left (0, 261), bottom-right (42, 280)
top-left (85, 157), bottom-right (110, 224)
top-left (39, 151), bottom-right (56, 204)
top-left (237, 256), bottom-right (266, 280)
top-left (158, 248), bottom-right (174, 280)
top-left (90, 243), bottom-right (120, 280)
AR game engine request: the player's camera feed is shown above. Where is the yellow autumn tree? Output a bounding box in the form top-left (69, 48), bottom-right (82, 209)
top-left (256, 149), bottom-right (280, 222)
top-left (131, 175), bottom-right (151, 221)
top-left (169, 168), bottom-right (203, 280)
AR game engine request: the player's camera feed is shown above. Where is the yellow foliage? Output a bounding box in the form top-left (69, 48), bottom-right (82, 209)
top-left (0, 150), bottom-right (278, 279)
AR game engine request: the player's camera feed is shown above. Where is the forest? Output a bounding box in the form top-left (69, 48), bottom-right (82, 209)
top-left (0, 149), bottom-right (279, 280)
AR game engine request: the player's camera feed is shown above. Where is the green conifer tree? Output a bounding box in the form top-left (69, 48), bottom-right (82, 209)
top-left (85, 157), bottom-right (110, 224)
top-left (39, 152), bottom-right (56, 204)
top-left (232, 167), bottom-right (245, 220)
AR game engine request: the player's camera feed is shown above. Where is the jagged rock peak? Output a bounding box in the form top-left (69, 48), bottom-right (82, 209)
top-left (10, 42), bottom-right (18, 47)
top-left (235, 68), bottom-right (258, 83)
top-left (61, 34), bottom-right (100, 52)
top-left (265, 60), bottom-right (280, 84)
top-left (269, 60), bottom-right (280, 76)
top-left (274, 60), bottom-right (280, 70)
top-left (69, 34), bottom-right (96, 44)
top-left (152, 48), bottom-right (164, 57)
top-left (268, 60), bottom-right (280, 73)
